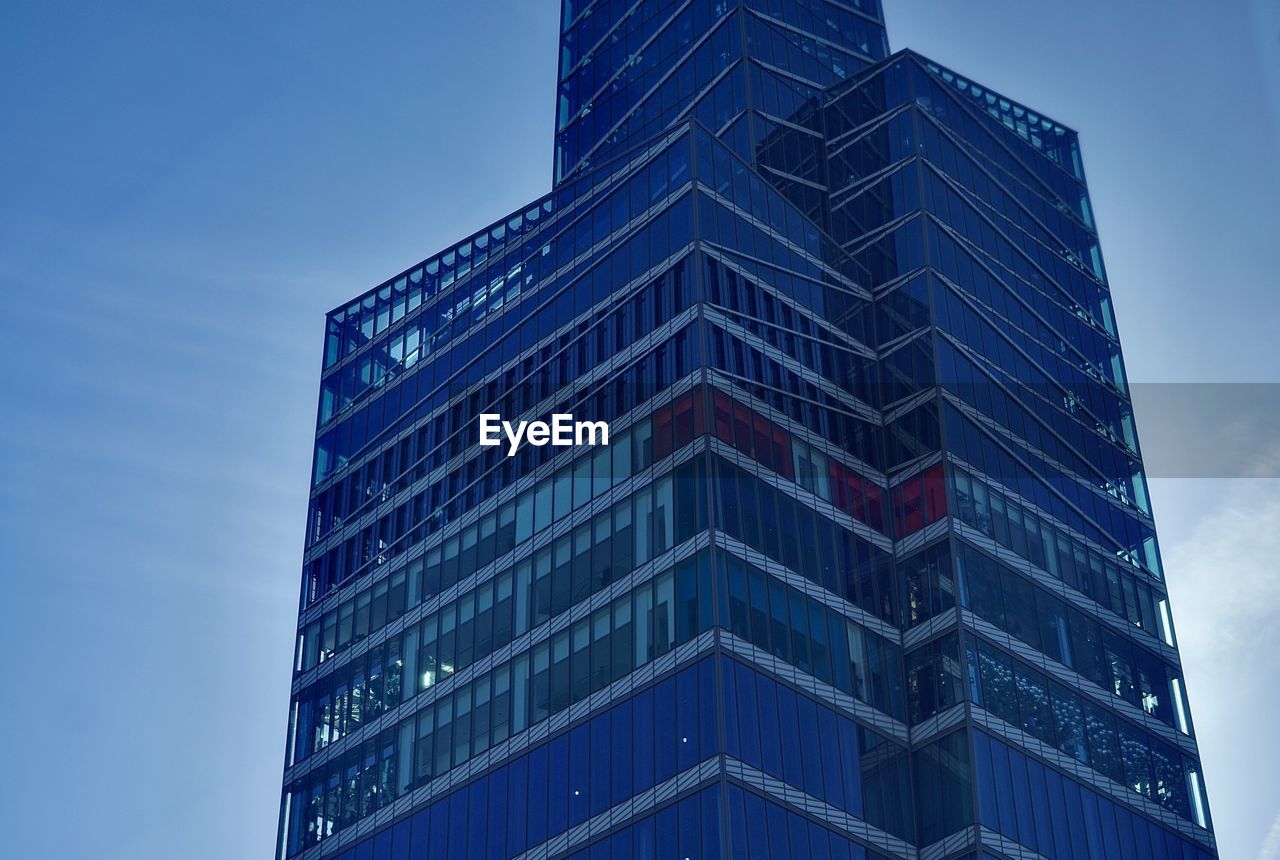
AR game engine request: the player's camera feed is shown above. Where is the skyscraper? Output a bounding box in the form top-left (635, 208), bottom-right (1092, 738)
top-left (278, 3), bottom-right (1216, 858)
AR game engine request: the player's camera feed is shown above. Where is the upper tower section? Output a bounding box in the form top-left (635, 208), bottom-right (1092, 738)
top-left (553, 0), bottom-right (890, 184)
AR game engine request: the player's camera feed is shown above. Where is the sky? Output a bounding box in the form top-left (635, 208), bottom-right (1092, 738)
top-left (0, 1), bottom-right (1276, 858)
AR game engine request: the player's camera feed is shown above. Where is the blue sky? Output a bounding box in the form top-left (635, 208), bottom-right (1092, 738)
top-left (0, 1), bottom-right (1276, 858)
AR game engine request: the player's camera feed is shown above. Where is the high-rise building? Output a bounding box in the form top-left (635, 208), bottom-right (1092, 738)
top-left (277, 3), bottom-right (1216, 858)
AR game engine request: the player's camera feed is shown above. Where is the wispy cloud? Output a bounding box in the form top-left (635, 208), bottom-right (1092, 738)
top-left (1159, 478), bottom-right (1280, 859)
top-left (1259, 810), bottom-right (1280, 860)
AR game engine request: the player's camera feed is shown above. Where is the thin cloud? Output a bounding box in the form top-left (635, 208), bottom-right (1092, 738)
top-left (1260, 810), bottom-right (1280, 860)
top-left (1161, 479), bottom-right (1280, 859)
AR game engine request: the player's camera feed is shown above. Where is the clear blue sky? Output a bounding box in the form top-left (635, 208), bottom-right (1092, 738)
top-left (1, 2), bottom-right (1276, 858)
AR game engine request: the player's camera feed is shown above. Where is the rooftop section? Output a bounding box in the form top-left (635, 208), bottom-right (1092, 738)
top-left (320, 121), bottom-right (691, 374)
top-left (915, 51), bottom-right (1083, 180)
top-left (322, 196), bottom-right (555, 371)
top-left (552, 0), bottom-right (890, 184)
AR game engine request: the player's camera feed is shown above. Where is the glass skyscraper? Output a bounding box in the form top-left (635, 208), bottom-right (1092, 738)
top-left (278, 3), bottom-right (1216, 858)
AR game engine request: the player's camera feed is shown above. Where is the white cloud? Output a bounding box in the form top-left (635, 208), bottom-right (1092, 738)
top-left (1168, 485), bottom-right (1280, 657)
top-left (1261, 811), bottom-right (1280, 860)
top-left (1157, 479), bottom-right (1280, 859)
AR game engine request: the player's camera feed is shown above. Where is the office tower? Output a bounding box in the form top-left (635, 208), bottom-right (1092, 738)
top-left (278, 2), bottom-right (1216, 858)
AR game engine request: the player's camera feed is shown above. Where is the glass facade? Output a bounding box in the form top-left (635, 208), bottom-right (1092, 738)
top-left (279, 3), bottom-right (1216, 858)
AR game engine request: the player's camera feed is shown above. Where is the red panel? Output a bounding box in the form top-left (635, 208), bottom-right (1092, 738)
top-left (672, 391), bottom-right (696, 450)
top-left (653, 401), bottom-right (674, 459)
top-left (712, 391), bottom-right (734, 444)
top-left (708, 386), bottom-right (890, 535)
top-left (752, 414), bottom-right (773, 471)
top-left (691, 389), bottom-right (706, 437)
top-left (770, 423), bottom-right (793, 479)
top-left (732, 402), bottom-right (753, 457)
top-left (923, 463), bottom-right (947, 525)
